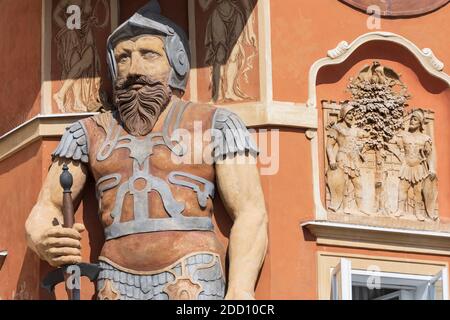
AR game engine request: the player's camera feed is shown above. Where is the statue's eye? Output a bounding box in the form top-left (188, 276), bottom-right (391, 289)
top-left (142, 50), bottom-right (160, 59)
top-left (118, 54), bottom-right (130, 64)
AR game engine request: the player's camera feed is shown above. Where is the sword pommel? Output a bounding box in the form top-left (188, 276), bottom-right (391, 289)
top-left (60, 164), bottom-right (73, 194)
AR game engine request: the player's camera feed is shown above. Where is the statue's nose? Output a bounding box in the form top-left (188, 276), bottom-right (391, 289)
top-left (128, 53), bottom-right (145, 77)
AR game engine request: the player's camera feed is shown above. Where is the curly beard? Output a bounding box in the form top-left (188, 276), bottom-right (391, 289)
top-left (113, 75), bottom-right (172, 136)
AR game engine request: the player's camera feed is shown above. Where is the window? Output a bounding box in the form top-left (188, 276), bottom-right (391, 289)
top-left (331, 258), bottom-right (448, 300)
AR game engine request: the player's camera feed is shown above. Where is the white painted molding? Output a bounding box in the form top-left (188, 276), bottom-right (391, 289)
top-left (306, 31), bottom-right (450, 220)
top-left (0, 113), bottom-right (97, 162)
top-left (422, 48), bottom-right (445, 72)
top-left (303, 221), bottom-right (450, 256)
top-left (0, 101), bottom-right (318, 163)
top-left (327, 41), bottom-right (350, 59)
top-left (307, 31), bottom-right (450, 108)
top-left (258, 0), bottom-right (274, 104)
top-left (0, 113), bottom-right (97, 140)
top-left (302, 221), bottom-right (450, 238)
top-left (224, 101), bottom-right (317, 129)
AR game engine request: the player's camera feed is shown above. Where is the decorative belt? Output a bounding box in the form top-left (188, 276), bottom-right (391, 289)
top-left (104, 216), bottom-right (214, 240)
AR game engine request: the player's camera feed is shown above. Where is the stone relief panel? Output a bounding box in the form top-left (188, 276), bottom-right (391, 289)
top-left (195, 0), bottom-right (260, 104)
top-left (50, 0), bottom-right (116, 113)
top-left (323, 61), bottom-right (439, 223)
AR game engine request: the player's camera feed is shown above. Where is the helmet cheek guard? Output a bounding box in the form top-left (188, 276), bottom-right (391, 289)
top-left (165, 32), bottom-right (190, 92)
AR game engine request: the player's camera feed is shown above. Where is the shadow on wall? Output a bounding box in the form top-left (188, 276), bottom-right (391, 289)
top-left (0, 0), bottom-right (41, 136)
top-left (13, 249), bottom-right (41, 300)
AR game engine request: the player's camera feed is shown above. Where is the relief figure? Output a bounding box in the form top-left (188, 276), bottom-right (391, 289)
top-left (53, 0), bottom-right (109, 112)
top-left (199, 0), bottom-right (257, 102)
top-left (324, 62), bottom-right (439, 222)
top-left (326, 104), bottom-right (370, 215)
top-left (394, 109), bottom-right (438, 221)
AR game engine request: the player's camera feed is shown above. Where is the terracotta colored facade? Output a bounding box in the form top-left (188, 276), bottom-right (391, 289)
top-left (0, 0), bottom-right (449, 300)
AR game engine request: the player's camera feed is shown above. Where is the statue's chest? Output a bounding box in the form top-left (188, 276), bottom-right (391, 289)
top-left (336, 126), bottom-right (360, 147)
top-left (90, 123), bottom-right (214, 179)
top-left (87, 125), bottom-right (216, 240)
top-left (403, 133), bottom-right (427, 156)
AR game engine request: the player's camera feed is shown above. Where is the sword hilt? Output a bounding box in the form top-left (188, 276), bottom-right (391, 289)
top-left (60, 164), bottom-right (74, 228)
top-left (59, 164), bottom-right (77, 299)
top-left (42, 164), bottom-right (100, 300)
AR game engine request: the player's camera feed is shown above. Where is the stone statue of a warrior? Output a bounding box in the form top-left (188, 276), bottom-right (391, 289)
top-left (26, 1), bottom-right (267, 300)
top-left (326, 104), bottom-right (370, 215)
top-left (394, 109), bottom-right (438, 221)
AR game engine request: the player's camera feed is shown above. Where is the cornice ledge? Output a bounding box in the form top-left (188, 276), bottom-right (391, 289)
top-left (326, 32), bottom-right (446, 73)
top-left (302, 220), bottom-right (450, 256)
top-left (309, 31), bottom-right (450, 108)
top-left (0, 113), bottom-right (97, 162)
top-left (0, 101), bottom-right (319, 162)
top-left (224, 101), bottom-right (317, 129)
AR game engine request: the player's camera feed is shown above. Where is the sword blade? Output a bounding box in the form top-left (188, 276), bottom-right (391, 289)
top-left (70, 288), bottom-right (81, 301)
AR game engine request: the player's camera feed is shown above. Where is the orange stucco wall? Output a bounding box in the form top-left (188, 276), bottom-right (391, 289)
top-left (0, 0), bottom-right (41, 136)
top-left (260, 129), bottom-right (316, 299)
top-left (0, 141), bottom-right (43, 299)
top-left (270, 0), bottom-right (450, 103)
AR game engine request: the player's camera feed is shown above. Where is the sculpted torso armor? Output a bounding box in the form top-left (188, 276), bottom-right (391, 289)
top-left (328, 123), bottom-right (365, 178)
top-left (53, 99), bottom-right (258, 299)
top-left (398, 131), bottom-right (432, 184)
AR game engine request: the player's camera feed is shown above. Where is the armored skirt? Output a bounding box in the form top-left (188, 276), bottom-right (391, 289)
top-left (97, 252), bottom-right (226, 300)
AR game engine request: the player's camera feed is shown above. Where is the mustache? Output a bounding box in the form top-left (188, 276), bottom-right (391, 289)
top-left (114, 75), bottom-right (164, 91)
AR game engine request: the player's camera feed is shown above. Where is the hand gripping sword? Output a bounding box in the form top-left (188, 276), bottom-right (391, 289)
top-left (42, 164), bottom-right (100, 300)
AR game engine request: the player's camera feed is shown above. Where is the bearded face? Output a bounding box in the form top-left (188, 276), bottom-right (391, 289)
top-left (113, 75), bottom-right (172, 136)
top-left (112, 35), bottom-right (174, 136)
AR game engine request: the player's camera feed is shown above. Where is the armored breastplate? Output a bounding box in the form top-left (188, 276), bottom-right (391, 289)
top-left (402, 132), bottom-right (432, 166)
top-left (334, 125), bottom-right (361, 154)
top-left (53, 100), bottom-right (258, 241)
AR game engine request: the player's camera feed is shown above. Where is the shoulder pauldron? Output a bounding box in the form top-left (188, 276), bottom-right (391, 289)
top-left (52, 121), bottom-right (89, 164)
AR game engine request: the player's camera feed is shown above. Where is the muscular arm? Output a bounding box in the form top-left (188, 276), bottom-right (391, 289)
top-left (326, 138), bottom-right (337, 169)
top-left (26, 160), bottom-right (88, 266)
top-left (391, 134), bottom-right (405, 163)
top-left (424, 140), bottom-right (436, 177)
top-left (216, 155), bottom-right (268, 300)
